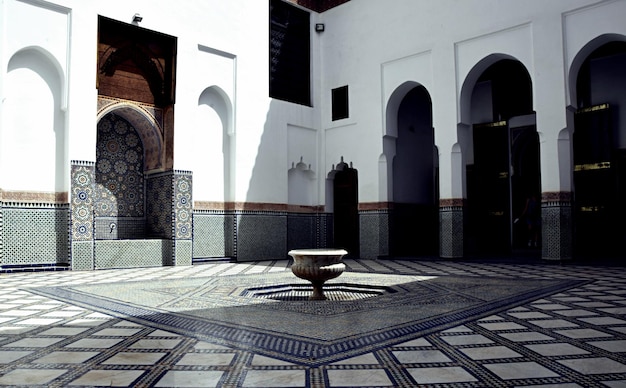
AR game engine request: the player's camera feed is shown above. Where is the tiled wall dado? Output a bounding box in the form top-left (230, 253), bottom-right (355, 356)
top-left (0, 201), bottom-right (70, 270)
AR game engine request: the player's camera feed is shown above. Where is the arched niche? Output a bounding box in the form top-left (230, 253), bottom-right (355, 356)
top-left (569, 34), bottom-right (626, 258)
top-left (326, 158), bottom-right (359, 257)
top-left (94, 103), bottom-right (165, 239)
top-left (97, 102), bottom-right (164, 172)
top-left (195, 86), bottom-right (234, 203)
top-left (385, 83), bottom-right (438, 256)
top-left (3, 46), bottom-right (67, 193)
top-left (460, 55), bottom-right (537, 254)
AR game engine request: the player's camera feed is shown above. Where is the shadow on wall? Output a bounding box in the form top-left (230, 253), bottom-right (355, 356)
top-left (241, 100), bottom-right (321, 261)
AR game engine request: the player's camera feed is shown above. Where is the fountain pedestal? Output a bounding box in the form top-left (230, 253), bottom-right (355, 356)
top-left (288, 249), bottom-right (348, 300)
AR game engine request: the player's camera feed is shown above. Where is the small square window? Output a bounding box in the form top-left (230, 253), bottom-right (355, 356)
top-left (332, 86), bottom-right (349, 121)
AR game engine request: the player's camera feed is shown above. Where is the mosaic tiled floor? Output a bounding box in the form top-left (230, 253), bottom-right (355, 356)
top-left (0, 259), bottom-right (624, 387)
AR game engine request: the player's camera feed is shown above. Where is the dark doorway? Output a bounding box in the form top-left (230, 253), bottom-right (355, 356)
top-left (469, 121), bottom-right (511, 254)
top-left (465, 58), bottom-right (536, 256)
top-left (573, 105), bottom-right (621, 257)
top-left (468, 121), bottom-right (540, 254)
top-left (333, 166), bottom-right (359, 258)
top-left (511, 125), bottom-right (541, 249)
top-left (390, 85), bottom-right (438, 257)
top-left (573, 40), bottom-right (626, 259)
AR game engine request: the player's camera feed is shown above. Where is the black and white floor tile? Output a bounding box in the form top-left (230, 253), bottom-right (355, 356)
top-left (0, 259), bottom-right (624, 387)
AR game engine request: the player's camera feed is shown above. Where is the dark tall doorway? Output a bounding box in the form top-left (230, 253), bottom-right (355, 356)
top-left (391, 85), bottom-right (438, 257)
top-left (510, 125), bottom-right (541, 249)
top-left (333, 165), bottom-right (359, 258)
top-left (469, 121), bottom-right (540, 253)
top-left (470, 121), bottom-right (510, 253)
top-left (573, 40), bottom-right (626, 259)
top-left (466, 59), bottom-right (537, 255)
top-left (573, 105), bottom-right (616, 257)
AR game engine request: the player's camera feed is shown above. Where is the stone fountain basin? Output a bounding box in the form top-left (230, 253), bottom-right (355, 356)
top-left (288, 249), bottom-right (348, 300)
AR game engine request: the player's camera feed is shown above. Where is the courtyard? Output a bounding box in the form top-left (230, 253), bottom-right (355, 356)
top-left (0, 258), bottom-right (624, 387)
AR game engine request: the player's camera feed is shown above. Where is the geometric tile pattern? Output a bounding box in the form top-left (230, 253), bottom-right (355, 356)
top-left (144, 170), bottom-right (192, 241)
top-left (192, 212), bottom-right (230, 258)
top-left (93, 240), bottom-right (169, 269)
top-left (287, 213), bottom-right (316, 251)
top-left (31, 271), bottom-right (587, 366)
top-left (1, 258), bottom-right (625, 387)
top-left (235, 212), bottom-right (287, 261)
top-left (316, 212), bottom-right (332, 249)
top-left (0, 205), bottom-right (3, 261)
top-left (97, 98), bottom-right (164, 172)
top-left (70, 241), bottom-right (94, 271)
top-left (359, 210), bottom-right (389, 260)
top-left (541, 191), bottom-right (573, 261)
top-left (146, 172), bottom-right (173, 238)
top-left (174, 240), bottom-right (192, 266)
top-left (94, 216), bottom-right (146, 240)
top-left (1, 204), bottom-right (69, 266)
top-left (173, 171), bottom-right (192, 240)
top-left (70, 161), bottom-right (192, 268)
top-left (439, 204), bottom-right (464, 258)
top-left (70, 161), bottom-right (95, 241)
top-left (95, 113), bottom-right (145, 218)
top-left (32, 271), bottom-right (589, 367)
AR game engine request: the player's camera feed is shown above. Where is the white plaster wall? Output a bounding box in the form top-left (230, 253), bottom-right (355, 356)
top-left (2, 0), bottom-right (623, 205)
top-left (177, 45), bottom-right (235, 203)
top-left (564, 0), bottom-right (626, 105)
top-left (319, 0), bottom-right (617, 200)
top-left (4, 0), bottom-right (69, 83)
top-left (2, 0), bottom-right (281, 203)
top-left (3, 50), bottom-right (61, 191)
top-left (1, 0), bottom-right (70, 192)
top-left (288, 124), bottom-right (317, 182)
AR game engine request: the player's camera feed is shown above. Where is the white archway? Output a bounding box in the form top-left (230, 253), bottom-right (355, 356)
top-left (195, 86), bottom-right (234, 203)
top-left (2, 47), bottom-right (66, 193)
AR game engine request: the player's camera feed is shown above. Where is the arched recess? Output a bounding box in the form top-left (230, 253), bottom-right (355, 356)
top-left (569, 35), bottom-right (626, 259)
top-left (460, 55), bottom-right (538, 255)
top-left (385, 82), bottom-right (438, 257)
top-left (327, 158), bottom-right (359, 258)
top-left (196, 86), bottom-right (234, 203)
top-left (97, 102), bottom-right (164, 171)
top-left (94, 103), bottom-right (164, 239)
top-left (2, 47), bottom-right (67, 193)
top-left (97, 15), bottom-right (176, 171)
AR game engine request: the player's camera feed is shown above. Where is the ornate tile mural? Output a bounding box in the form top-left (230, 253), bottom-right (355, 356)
top-left (71, 162), bottom-right (95, 241)
top-left (174, 172), bottom-right (192, 240)
top-left (95, 113), bottom-right (145, 218)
